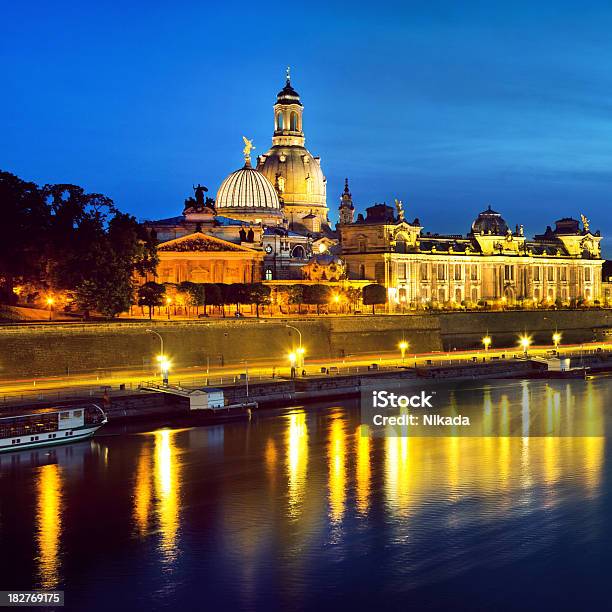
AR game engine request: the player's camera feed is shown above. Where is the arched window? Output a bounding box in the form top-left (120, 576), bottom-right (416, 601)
top-left (276, 113), bottom-right (283, 130)
top-left (291, 245), bottom-right (306, 259)
top-left (265, 268), bottom-right (273, 281)
top-left (290, 111), bottom-right (298, 131)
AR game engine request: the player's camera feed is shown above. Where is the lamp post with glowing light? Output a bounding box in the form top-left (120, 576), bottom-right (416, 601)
top-left (482, 335), bottom-right (491, 352)
top-left (332, 293), bottom-right (341, 314)
top-left (285, 325), bottom-right (304, 368)
top-left (46, 296), bottom-right (55, 321)
top-left (552, 332), bottom-right (561, 351)
top-left (520, 335), bottom-right (531, 358)
top-left (288, 351), bottom-right (297, 378)
top-left (146, 329), bottom-right (169, 384)
top-left (398, 340), bottom-right (409, 363)
top-left (165, 296), bottom-right (172, 320)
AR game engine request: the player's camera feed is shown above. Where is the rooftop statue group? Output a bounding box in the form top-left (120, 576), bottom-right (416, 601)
top-left (183, 183), bottom-right (215, 213)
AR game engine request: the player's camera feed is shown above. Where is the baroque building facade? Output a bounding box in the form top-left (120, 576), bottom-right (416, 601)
top-left (145, 72), bottom-right (333, 284)
top-left (144, 71), bottom-right (605, 306)
top-left (339, 201), bottom-right (603, 309)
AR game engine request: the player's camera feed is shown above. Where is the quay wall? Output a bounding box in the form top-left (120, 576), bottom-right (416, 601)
top-left (438, 309), bottom-right (612, 350)
top-left (0, 310), bottom-right (609, 378)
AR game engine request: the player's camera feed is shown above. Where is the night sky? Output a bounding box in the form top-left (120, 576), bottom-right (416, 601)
top-left (2, 1), bottom-right (611, 255)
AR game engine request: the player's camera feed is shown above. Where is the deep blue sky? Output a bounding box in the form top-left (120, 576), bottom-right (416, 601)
top-left (2, 1), bottom-right (611, 254)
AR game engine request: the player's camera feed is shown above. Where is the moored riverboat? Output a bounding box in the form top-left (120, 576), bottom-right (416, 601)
top-left (0, 404), bottom-right (107, 453)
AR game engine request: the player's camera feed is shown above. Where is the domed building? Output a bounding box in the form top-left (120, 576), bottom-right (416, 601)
top-left (471, 205), bottom-right (510, 236)
top-left (257, 71), bottom-right (330, 234)
top-left (216, 154), bottom-right (284, 226)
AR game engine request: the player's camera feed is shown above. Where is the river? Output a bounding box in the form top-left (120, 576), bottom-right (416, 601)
top-left (0, 378), bottom-right (610, 611)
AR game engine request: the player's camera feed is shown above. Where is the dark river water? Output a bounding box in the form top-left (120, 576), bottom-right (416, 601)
top-left (0, 378), bottom-right (611, 611)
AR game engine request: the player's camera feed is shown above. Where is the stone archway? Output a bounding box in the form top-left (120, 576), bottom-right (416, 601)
top-left (503, 286), bottom-right (515, 304)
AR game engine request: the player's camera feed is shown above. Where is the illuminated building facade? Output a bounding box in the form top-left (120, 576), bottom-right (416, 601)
top-left (145, 72), bottom-right (331, 283)
top-left (339, 202), bottom-right (603, 309)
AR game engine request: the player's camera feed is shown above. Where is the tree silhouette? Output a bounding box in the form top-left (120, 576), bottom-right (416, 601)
top-left (362, 283), bottom-right (387, 314)
top-left (138, 282), bottom-right (166, 319)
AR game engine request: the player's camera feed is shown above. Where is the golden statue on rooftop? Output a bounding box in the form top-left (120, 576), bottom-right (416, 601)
top-left (394, 198), bottom-right (405, 222)
top-left (242, 136), bottom-right (255, 163)
top-left (580, 213), bottom-right (590, 233)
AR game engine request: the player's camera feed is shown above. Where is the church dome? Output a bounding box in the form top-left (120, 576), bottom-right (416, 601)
top-left (216, 163), bottom-right (281, 212)
top-left (471, 205), bottom-right (509, 235)
top-left (257, 146), bottom-right (326, 210)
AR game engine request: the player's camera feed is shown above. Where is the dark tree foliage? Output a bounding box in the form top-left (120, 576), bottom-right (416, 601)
top-left (228, 283), bottom-right (250, 312)
top-left (303, 284), bottom-right (332, 315)
top-left (0, 173), bottom-right (158, 317)
top-left (248, 283), bottom-right (271, 317)
top-left (362, 283), bottom-right (387, 314)
top-left (203, 283), bottom-right (223, 312)
top-left (216, 283), bottom-right (231, 317)
top-left (138, 282), bottom-right (166, 319)
top-left (288, 284), bottom-right (305, 314)
top-left (0, 171), bottom-right (49, 294)
top-left (189, 284), bottom-right (207, 314)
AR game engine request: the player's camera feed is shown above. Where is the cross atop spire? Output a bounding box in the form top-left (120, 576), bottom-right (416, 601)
top-left (286, 66), bottom-right (291, 84)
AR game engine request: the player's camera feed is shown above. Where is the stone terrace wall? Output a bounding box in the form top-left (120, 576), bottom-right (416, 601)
top-left (0, 316), bottom-right (442, 378)
top-left (438, 309), bottom-right (612, 350)
top-left (0, 310), bottom-right (608, 378)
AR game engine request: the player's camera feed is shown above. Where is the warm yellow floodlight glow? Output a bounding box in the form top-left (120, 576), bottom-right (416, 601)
top-left (520, 335), bottom-right (532, 351)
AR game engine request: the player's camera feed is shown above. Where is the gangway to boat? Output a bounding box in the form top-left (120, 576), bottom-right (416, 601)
top-left (139, 382), bottom-right (257, 412)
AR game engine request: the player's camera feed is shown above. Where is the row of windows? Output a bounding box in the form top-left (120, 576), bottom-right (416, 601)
top-left (418, 264), bottom-right (479, 281)
top-left (421, 288), bottom-right (480, 303)
top-left (10, 432), bottom-right (71, 446)
top-left (411, 264), bottom-right (595, 283)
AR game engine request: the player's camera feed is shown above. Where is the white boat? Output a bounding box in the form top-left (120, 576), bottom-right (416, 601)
top-left (0, 404), bottom-right (107, 453)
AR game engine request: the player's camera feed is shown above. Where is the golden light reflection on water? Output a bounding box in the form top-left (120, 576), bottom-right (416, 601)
top-left (36, 464), bottom-right (62, 589)
top-left (328, 415), bottom-right (346, 524)
top-left (385, 428), bottom-right (411, 517)
top-left (265, 439), bottom-right (277, 486)
top-left (286, 411), bottom-right (308, 518)
top-left (134, 446), bottom-right (152, 536)
top-left (151, 430), bottom-right (181, 561)
top-left (355, 425), bottom-right (371, 514)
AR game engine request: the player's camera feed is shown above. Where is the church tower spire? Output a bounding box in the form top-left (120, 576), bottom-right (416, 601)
top-left (272, 67), bottom-right (305, 147)
top-left (338, 178), bottom-right (355, 225)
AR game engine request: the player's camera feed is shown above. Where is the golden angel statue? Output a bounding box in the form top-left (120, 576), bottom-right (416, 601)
top-left (242, 136), bottom-right (255, 162)
top-left (394, 198), bottom-right (405, 221)
top-left (580, 213), bottom-right (590, 233)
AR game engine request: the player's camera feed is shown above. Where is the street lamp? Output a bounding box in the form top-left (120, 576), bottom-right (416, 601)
top-left (146, 329), bottom-right (168, 384)
top-left (482, 335), bottom-right (492, 352)
top-left (552, 332), bottom-right (561, 351)
top-left (285, 325), bottom-right (304, 367)
top-left (332, 293), bottom-right (341, 314)
top-left (165, 296), bottom-right (172, 320)
top-left (157, 355), bottom-right (171, 386)
top-left (288, 351), bottom-right (297, 378)
top-left (398, 340), bottom-right (409, 362)
top-left (519, 335), bottom-right (531, 357)
top-left (46, 296), bottom-right (55, 321)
